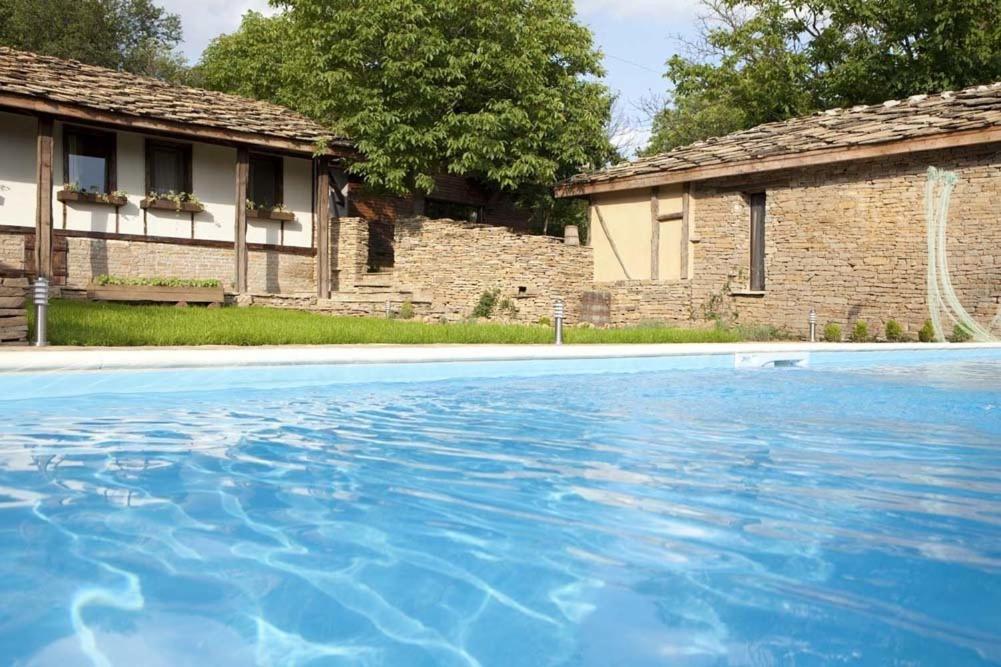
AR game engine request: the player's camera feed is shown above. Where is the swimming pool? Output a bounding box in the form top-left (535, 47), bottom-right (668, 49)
top-left (1, 348), bottom-right (1000, 665)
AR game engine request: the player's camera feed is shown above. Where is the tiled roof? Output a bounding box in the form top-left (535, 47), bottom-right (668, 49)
top-left (566, 82), bottom-right (1001, 188)
top-left (0, 47), bottom-right (348, 150)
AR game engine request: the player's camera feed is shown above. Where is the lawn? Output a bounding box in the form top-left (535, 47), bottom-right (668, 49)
top-left (31, 299), bottom-right (751, 346)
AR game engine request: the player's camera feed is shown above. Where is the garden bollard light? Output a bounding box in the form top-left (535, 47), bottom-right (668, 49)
top-left (808, 308), bottom-right (817, 343)
top-left (554, 299), bottom-right (565, 346)
top-left (33, 276), bottom-right (49, 347)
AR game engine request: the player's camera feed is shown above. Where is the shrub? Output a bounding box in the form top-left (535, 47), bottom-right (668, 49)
top-left (823, 322), bottom-right (842, 342)
top-left (884, 319), bottom-right (903, 342)
top-left (472, 288), bottom-right (500, 318)
top-left (497, 298), bottom-right (519, 318)
top-left (849, 321), bottom-right (869, 342)
top-left (93, 275), bottom-right (221, 288)
top-left (537, 316), bottom-right (551, 327)
top-left (950, 323), bottom-right (973, 343)
top-left (398, 299), bottom-right (415, 320)
top-left (918, 319), bottom-right (936, 342)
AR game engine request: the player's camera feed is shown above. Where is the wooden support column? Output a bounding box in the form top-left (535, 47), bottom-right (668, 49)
top-left (650, 187), bottom-right (660, 280)
top-left (234, 146), bottom-right (249, 294)
top-left (681, 183), bottom-right (691, 280)
top-left (34, 116), bottom-right (54, 279)
top-left (316, 158), bottom-right (331, 299)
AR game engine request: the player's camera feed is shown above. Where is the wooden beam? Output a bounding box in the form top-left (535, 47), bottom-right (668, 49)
top-left (594, 205), bottom-right (631, 281)
top-left (555, 124), bottom-right (1001, 197)
top-left (234, 147), bottom-right (249, 294)
top-left (657, 211), bottom-right (684, 222)
top-left (650, 188), bottom-right (659, 281)
top-left (34, 115), bottom-right (54, 279)
top-left (316, 158), bottom-right (331, 299)
top-left (0, 92), bottom-right (354, 158)
top-left (681, 183), bottom-right (691, 280)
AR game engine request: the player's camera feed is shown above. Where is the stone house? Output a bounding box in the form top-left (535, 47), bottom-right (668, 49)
top-left (557, 84), bottom-right (1001, 337)
top-left (0, 47), bottom-right (581, 322)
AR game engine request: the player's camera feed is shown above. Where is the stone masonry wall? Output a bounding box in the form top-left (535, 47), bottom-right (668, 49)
top-left (0, 270), bottom-right (27, 344)
top-left (688, 144), bottom-right (1001, 338)
top-left (596, 280), bottom-right (694, 327)
top-left (0, 230), bottom-right (25, 274)
top-left (392, 217), bottom-right (592, 322)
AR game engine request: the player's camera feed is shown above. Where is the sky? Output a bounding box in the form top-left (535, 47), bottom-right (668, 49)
top-left (161, 0), bottom-right (703, 155)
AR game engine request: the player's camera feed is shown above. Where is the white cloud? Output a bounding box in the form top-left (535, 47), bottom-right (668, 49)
top-left (159, 0), bottom-right (276, 61)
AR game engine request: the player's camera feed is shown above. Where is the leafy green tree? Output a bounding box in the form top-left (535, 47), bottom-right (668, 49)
top-left (200, 1), bottom-right (615, 202)
top-left (0, 0), bottom-right (186, 80)
top-left (645, 0), bottom-right (1001, 154)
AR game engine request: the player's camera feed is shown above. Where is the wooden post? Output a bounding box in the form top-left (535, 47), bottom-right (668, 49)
top-left (234, 146), bottom-right (249, 294)
top-left (650, 187), bottom-right (660, 280)
top-left (35, 116), bottom-right (54, 279)
top-left (681, 183), bottom-right (691, 280)
top-left (316, 158), bottom-right (331, 299)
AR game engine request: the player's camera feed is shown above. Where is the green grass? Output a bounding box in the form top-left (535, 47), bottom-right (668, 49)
top-left (33, 299), bottom-right (747, 346)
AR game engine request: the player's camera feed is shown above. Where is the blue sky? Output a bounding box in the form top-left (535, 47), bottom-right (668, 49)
top-left (162, 0), bottom-right (702, 154)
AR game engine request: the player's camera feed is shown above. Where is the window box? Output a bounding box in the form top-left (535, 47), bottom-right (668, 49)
top-left (247, 208), bottom-right (294, 222)
top-left (87, 283), bottom-right (224, 305)
top-left (57, 190), bottom-right (127, 207)
top-left (140, 197), bottom-right (204, 213)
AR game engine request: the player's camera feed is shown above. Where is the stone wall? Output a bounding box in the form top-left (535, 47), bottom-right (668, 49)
top-left (689, 144), bottom-right (1001, 337)
top-left (392, 217), bottom-right (592, 322)
top-left (594, 280), bottom-right (694, 327)
top-left (0, 270), bottom-right (27, 344)
top-left (0, 229), bottom-right (25, 273)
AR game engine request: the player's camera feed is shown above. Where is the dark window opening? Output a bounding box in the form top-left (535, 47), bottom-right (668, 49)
top-left (426, 199), bottom-right (483, 223)
top-left (749, 192), bottom-right (766, 291)
top-left (64, 126), bottom-right (116, 194)
top-left (146, 139), bottom-right (192, 195)
top-left (249, 153), bottom-right (283, 208)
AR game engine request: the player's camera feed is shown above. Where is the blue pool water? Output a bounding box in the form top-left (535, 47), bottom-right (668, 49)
top-left (1, 352), bottom-right (1000, 666)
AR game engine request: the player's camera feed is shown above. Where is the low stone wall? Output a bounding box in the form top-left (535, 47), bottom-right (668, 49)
top-left (0, 228), bottom-right (26, 274)
top-left (0, 270), bottom-right (27, 344)
top-left (392, 217), bottom-right (593, 322)
top-left (593, 280), bottom-right (694, 327)
top-left (689, 144), bottom-right (1001, 337)
top-left (247, 249), bottom-right (314, 295)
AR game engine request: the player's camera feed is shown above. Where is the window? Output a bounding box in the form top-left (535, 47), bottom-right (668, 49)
top-left (146, 139), bottom-right (192, 195)
top-left (64, 126), bottom-right (115, 193)
top-left (249, 154), bottom-right (283, 208)
top-left (426, 199), bottom-right (482, 223)
top-left (749, 192), bottom-right (766, 291)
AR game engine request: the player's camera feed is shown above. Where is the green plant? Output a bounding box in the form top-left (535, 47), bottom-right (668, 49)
top-left (497, 298), bottom-right (519, 319)
top-left (147, 190), bottom-right (201, 211)
top-left (537, 316), bottom-right (551, 327)
top-left (823, 322), bottom-right (842, 342)
top-left (472, 288), bottom-right (500, 319)
top-left (849, 320), bottom-right (869, 342)
top-left (884, 319), bottom-right (903, 342)
top-left (93, 275), bottom-right (221, 288)
top-left (918, 319), bottom-right (936, 342)
top-left (62, 182), bottom-right (82, 193)
top-left (950, 323), bottom-right (973, 343)
top-left (398, 299), bottom-right (414, 320)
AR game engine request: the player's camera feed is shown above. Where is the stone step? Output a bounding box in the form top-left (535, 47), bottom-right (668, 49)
top-left (317, 291), bottom-right (430, 307)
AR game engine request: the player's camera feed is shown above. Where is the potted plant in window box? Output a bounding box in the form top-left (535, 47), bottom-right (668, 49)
top-left (57, 183), bottom-right (128, 207)
top-left (141, 191), bottom-right (204, 213)
top-left (87, 275), bottom-right (225, 305)
top-left (246, 200), bottom-right (294, 222)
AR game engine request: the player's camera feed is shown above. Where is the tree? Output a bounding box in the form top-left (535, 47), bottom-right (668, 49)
top-left (645, 0), bottom-right (1001, 155)
top-left (0, 0), bottom-right (186, 80)
top-left (200, 1), bottom-right (615, 202)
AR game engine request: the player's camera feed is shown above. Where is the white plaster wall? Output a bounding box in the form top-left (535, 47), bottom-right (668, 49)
top-left (191, 143), bottom-right (236, 242)
top-left (0, 111), bottom-right (38, 228)
top-left (246, 155), bottom-right (313, 248)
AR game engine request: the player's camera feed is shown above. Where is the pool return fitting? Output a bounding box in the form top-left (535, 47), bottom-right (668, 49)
top-left (553, 299), bottom-right (565, 345)
top-left (32, 276), bottom-right (49, 347)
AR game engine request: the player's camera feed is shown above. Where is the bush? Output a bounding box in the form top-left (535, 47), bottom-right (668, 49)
top-left (849, 321), bottom-right (869, 342)
top-left (950, 323), bottom-right (973, 343)
top-left (472, 288), bottom-right (500, 318)
top-left (884, 319), bottom-right (903, 342)
top-left (497, 298), bottom-right (519, 319)
top-left (823, 322), bottom-right (842, 342)
top-left (398, 299), bottom-right (414, 320)
top-left (918, 319), bottom-right (936, 342)
top-left (93, 274), bottom-right (221, 288)
top-left (537, 316), bottom-right (551, 327)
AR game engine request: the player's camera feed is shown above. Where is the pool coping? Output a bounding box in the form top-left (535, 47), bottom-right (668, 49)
top-left (1, 341), bottom-right (1000, 373)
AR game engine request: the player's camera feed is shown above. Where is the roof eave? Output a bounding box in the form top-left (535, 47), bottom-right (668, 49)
top-left (0, 90), bottom-right (354, 158)
top-left (556, 124), bottom-right (1001, 197)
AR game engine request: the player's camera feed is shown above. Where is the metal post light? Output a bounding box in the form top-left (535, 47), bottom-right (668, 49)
top-left (808, 308), bottom-right (817, 343)
top-left (553, 299), bottom-right (565, 346)
top-left (33, 276), bottom-right (49, 347)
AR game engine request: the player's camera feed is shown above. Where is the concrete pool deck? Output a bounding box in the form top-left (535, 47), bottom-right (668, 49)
top-left (1, 341), bottom-right (1000, 373)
